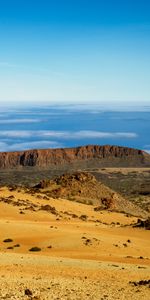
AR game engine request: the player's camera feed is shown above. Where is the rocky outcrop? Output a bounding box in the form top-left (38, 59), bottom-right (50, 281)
top-left (133, 217), bottom-right (150, 230)
top-left (0, 145), bottom-right (149, 169)
top-left (34, 171), bottom-right (118, 207)
top-left (33, 171), bottom-right (146, 216)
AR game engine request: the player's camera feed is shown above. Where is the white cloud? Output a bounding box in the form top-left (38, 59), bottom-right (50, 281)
top-left (1, 104), bottom-right (150, 118)
top-left (0, 140), bottom-right (63, 152)
top-left (143, 145), bottom-right (150, 154)
top-left (143, 149), bottom-right (150, 154)
top-left (0, 118), bottom-right (43, 124)
top-left (40, 131), bottom-right (69, 138)
top-left (0, 131), bottom-right (33, 138)
top-left (0, 130), bottom-right (138, 139)
top-left (71, 131), bottom-right (137, 139)
top-left (113, 132), bottom-right (137, 138)
top-left (0, 129), bottom-right (138, 152)
top-left (41, 103), bottom-right (150, 113)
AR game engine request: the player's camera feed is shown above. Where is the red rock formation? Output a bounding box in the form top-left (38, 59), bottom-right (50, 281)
top-left (0, 145), bottom-right (149, 169)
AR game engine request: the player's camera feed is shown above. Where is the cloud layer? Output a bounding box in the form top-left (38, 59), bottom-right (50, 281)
top-left (0, 118), bottom-right (42, 124)
top-left (0, 104), bottom-right (147, 152)
top-left (0, 140), bottom-right (63, 152)
top-left (144, 150), bottom-right (150, 154)
top-left (0, 130), bottom-right (138, 152)
top-left (0, 130), bottom-right (138, 140)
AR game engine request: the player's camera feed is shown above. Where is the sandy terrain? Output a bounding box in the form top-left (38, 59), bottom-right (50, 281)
top-left (0, 187), bottom-right (149, 299)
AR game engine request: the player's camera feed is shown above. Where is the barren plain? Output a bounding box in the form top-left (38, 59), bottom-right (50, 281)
top-left (0, 181), bottom-right (149, 300)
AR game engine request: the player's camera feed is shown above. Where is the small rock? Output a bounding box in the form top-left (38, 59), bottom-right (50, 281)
top-left (25, 288), bottom-right (32, 296)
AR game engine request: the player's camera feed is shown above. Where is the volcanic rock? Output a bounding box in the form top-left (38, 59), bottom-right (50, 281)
top-left (0, 145), bottom-right (149, 169)
top-left (34, 172), bottom-right (144, 216)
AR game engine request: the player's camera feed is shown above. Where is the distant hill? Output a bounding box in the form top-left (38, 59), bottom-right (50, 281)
top-left (0, 144), bottom-right (150, 169)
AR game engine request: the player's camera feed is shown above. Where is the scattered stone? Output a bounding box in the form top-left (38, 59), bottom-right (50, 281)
top-left (25, 288), bottom-right (33, 296)
top-left (111, 264), bottom-right (119, 267)
top-left (3, 238), bottom-right (13, 243)
top-left (29, 247), bottom-right (41, 252)
top-left (40, 205), bottom-right (57, 215)
top-left (79, 215), bottom-right (88, 221)
top-left (84, 239), bottom-right (92, 246)
top-left (129, 279), bottom-right (150, 287)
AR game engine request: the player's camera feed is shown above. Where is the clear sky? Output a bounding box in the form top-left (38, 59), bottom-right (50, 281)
top-left (0, 0), bottom-right (150, 104)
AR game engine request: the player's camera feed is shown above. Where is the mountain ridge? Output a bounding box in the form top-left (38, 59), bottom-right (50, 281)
top-left (0, 144), bottom-right (150, 169)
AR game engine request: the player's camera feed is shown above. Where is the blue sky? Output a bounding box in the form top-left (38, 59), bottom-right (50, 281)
top-left (0, 0), bottom-right (150, 104)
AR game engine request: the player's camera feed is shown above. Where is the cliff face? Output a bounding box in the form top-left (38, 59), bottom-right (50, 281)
top-left (0, 145), bottom-right (149, 169)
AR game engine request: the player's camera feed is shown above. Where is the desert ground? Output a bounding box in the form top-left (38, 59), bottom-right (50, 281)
top-left (0, 185), bottom-right (149, 300)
